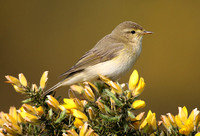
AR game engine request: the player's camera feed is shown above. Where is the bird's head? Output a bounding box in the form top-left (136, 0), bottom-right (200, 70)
top-left (111, 21), bottom-right (153, 43)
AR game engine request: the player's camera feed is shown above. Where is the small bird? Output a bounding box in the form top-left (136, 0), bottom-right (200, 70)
top-left (44, 21), bottom-right (152, 95)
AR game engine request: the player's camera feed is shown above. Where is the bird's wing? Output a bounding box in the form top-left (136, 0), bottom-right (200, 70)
top-left (60, 42), bottom-right (124, 78)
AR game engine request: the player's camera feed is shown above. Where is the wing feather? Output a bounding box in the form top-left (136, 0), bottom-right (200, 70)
top-left (60, 36), bottom-right (124, 78)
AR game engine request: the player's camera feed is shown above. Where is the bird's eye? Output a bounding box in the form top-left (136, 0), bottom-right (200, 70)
top-left (131, 30), bottom-right (135, 34)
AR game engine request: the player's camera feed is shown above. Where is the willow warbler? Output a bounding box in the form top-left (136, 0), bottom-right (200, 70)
top-left (44, 21), bottom-right (152, 95)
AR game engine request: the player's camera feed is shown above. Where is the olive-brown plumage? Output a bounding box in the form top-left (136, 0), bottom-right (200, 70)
top-left (44, 21), bottom-right (152, 95)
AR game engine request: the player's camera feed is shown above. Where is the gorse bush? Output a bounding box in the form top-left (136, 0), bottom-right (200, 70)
top-left (0, 70), bottom-right (199, 136)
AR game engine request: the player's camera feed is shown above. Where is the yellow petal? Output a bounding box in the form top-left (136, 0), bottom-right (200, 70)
top-left (73, 98), bottom-right (84, 112)
top-left (66, 128), bottom-right (78, 136)
top-left (84, 85), bottom-right (95, 102)
top-left (179, 126), bottom-right (191, 135)
top-left (47, 95), bottom-right (59, 106)
top-left (178, 106), bottom-right (188, 123)
top-left (0, 112), bottom-right (17, 125)
top-left (129, 69), bottom-right (139, 90)
top-left (151, 113), bottom-right (157, 130)
top-left (70, 85), bottom-right (84, 94)
top-left (19, 73), bottom-right (27, 87)
top-left (167, 113), bottom-right (177, 127)
top-left (81, 100), bottom-right (88, 107)
top-left (46, 95), bottom-right (60, 111)
top-left (36, 106), bottom-right (44, 116)
top-left (22, 104), bottom-right (37, 115)
top-left (86, 81), bottom-right (99, 93)
top-left (109, 81), bottom-right (122, 95)
top-left (161, 115), bottom-right (171, 130)
top-left (9, 107), bottom-right (18, 123)
top-left (175, 115), bottom-right (184, 128)
top-left (32, 84), bottom-right (39, 92)
top-left (140, 119), bottom-right (147, 129)
top-left (63, 98), bottom-right (77, 110)
top-left (188, 108), bottom-right (200, 126)
top-left (74, 118), bottom-right (84, 128)
top-left (79, 122), bottom-right (88, 136)
top-left (3, 123), bottom-right (17, 135)
top-left (71, 109), bottom-right (88, 122)
top-left (5, 75), bottom-right (21, 87)
top-left (85, 128), bottom-right (95, 136)
top-left (20, 111), bottom-right (39, 123)
top-left (132, 77), bottom-right (145, 97)
top-left (58, 105), bottom-right (71, 114)
top-left (195, 132), bottom-right (200, 136)
top-left (99, 74), bottom-right (122, 94)
top-left (17, 111), bottom-right (25, 123)
top-left (88, 107), bottom-right (95, 120)
top-left (98, 74), bottom-right (111, 83)
top-left (132, 100), bottom-right (146, 109)
top-left (0, 119), bottom-right (4, 127)
top-left (135, 112), bottom-right (145, 121)
top-left (13, 85), bottom-right (26, 93)
top-left (68, 89), bottom-right (76, 98)
top-left (40, 71), bottom-right (48, 89)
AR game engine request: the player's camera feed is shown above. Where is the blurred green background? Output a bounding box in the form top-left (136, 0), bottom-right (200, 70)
top-left (0, 0), bottom-right (200, 116)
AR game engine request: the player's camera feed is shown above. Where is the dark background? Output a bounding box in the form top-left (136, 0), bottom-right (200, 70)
top-left (0, 1), bottom-right (200, 117)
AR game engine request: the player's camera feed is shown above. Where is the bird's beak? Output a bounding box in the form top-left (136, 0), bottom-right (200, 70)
top-left (143, 31), bottom-right (153, 35)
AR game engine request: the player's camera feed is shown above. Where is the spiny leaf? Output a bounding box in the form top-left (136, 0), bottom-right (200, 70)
top-left (104, 89), bottom-right (123, 106)
top-left (99, 114), bottom-right (121, 122)
top-left (22, 98), bottom-right (32, 103)
top-left (55, 110), bottom-right (67, 123)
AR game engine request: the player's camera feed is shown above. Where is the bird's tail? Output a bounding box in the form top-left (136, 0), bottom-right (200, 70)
top-left (43, 81), bottom-right (63, 96)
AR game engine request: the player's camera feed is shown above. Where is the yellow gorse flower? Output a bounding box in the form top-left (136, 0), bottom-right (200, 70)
top-left (140, 110), bottom-right (157, 132)
top-left (0, 107), bottom-right (23, 135)
top-left (18, 104), bottom-right (44, 124)
top-left (128, 70), bottom-right (145, 97)
top-left (174, 106), bottom-right (199, 135)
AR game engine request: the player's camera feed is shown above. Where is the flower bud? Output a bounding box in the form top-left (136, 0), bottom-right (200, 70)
top-left (46, 95), bottom-right (59, 112)
top-left (73, 98), bottom-right (84, 112)
top-left (88, 107), bottom-right (95, 120)
top-left (96, 101), bottom-right (106, 114)
top-left (84, 85), bottom-right (95, 102)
